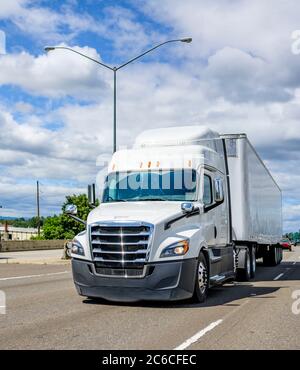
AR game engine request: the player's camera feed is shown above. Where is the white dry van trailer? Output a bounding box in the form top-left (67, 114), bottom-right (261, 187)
top-left (66, 126), bottom-right (282, 303)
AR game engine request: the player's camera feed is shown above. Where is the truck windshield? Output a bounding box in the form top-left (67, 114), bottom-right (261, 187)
top-left (102, 170), bottom-right (197, 202)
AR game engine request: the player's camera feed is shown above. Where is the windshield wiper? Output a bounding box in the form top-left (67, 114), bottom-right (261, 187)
top-left (105, 199), bottom-right (127, 202)
top-left (139, 198), bottom-right (167, 201)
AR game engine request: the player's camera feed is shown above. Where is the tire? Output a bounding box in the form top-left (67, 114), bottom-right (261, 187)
top-left (262, 251), bottom-right (269, 266)
top-left (276, 246), bottom-right (282, 264)
top-left (250, 247), bottom-right (256, 279)
top-left (279, 247), bottom-right (283, 261)
top-left (263, 246), bottom-right (277, 266)
top-left (192, 252), bottom-right (209, 303)
top-left (236, 248), bottom-right (251, 281)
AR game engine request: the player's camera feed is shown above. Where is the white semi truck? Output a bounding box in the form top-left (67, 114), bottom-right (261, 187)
top-left (66, 126), bottom-right (282, 303)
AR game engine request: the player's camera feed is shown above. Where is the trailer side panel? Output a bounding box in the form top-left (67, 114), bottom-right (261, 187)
top-left (224, 135), bottom-right (282, 244)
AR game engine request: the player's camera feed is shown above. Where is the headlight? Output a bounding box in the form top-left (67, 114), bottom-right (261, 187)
top-left (160, 239), bottom-right (189, 258)
top-left (70, 240), bottom-right (85, 256)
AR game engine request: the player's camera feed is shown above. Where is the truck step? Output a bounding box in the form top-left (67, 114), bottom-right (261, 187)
top-left (210, 275), bottom-right (226, 283)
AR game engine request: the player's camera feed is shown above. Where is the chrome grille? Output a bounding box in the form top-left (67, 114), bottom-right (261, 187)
top-left (90, 223), bottom-right (152, 270)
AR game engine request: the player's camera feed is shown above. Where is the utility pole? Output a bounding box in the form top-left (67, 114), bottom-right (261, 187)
top-left (36, 181), bottom-right (40, 237)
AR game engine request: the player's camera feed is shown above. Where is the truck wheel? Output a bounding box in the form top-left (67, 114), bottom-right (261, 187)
top-left (193, 252), bottom-right (209, 303)
top-left (279, 247), bottom-right (283, 262)
top-left (250, 247), bottom-right (256, 279)
top-left (276, 246), bottom-right (282, 264)
top-left (262, 251), bottom-right (270, 266)
top-left (265, 246), bottom-right (279, 266)
top-left (236, 248), bottom-right (251, 281)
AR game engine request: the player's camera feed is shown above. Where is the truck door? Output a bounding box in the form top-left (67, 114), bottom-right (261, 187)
top-left (202, 169), bottom-right (222, 276)
top-left (212, 172), bottom-right (234, 275)
top-left (203, 168), bottom-right (234, 277)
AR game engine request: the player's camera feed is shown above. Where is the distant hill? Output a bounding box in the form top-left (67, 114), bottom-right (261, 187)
top-left (0, 216), bottom-right (18, 220)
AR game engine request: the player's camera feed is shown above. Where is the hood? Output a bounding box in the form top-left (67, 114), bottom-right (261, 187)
top-left (87, 201), bottom-right (182, 225)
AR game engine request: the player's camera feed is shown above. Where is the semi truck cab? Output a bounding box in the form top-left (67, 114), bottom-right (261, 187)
top-left (67, 126), bottom-right (282, 303)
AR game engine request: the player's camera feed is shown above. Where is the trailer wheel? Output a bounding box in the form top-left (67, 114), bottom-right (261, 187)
top-left (263, 245), bottom-right (281, 266)
top-left (268, 246), bottom-right (280, 266)
top-left (250, 247), bottom-right (256, 279)
top-left (277, 246), bottom-right (283, 264)
top-left (279, 246), bottom-right (283, 262)
top-left (236, 248), bottom-right (251, 281)
top-left (192, 252), bottom-right (209, 303)
top-left (262, 250), bottom-right (270, 266)
top-left (275, 246), bottom-right (281, 264)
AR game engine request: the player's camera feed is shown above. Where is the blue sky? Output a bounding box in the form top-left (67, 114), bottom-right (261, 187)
top-left (0, 0), bottom-right (300, 232)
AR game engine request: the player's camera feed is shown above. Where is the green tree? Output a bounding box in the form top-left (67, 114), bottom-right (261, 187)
top-left (11, 218), bottom-right (28, 228)
top-left (60, 194), bottom-right (95, 238)
top-left (42, 215), bottom-right (65, 240)
top-left (11, 216), bottom-right (45, 228)
top-left (41, 194), bottom-right (97, 240)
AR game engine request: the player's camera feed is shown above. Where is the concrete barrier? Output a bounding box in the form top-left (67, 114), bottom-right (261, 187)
top-left (0, 240), bottom-right (66, 252)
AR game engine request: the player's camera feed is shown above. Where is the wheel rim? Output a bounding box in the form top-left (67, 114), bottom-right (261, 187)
top-left (198, 261), bottom-right (208, 294)
top-left (247, 254), bottom-right (251, 275)
top-left (252, 251), bottom-right (256, 273)
top-left (233, 250), bottom-right (237, 273)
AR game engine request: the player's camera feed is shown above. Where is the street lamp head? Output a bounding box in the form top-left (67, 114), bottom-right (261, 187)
top-left (180, 38), bottom-right (192, 43)
top-left (44, 46), bottom-right (56, 52)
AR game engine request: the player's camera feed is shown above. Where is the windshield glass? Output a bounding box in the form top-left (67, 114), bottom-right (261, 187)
top-left (102, 170), bottom-right (197, 203)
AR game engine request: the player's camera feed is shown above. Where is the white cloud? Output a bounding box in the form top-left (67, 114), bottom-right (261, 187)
top-left (203, 47), bottom-right (292, 103)
top-left (0, 46), bottom-right (110, 100)
top-left (143, 0), bottom-right (300, 58)
top-left (0, 0), bottom-right (104, 43)
top-left (14, 101), bottom-right (34, 114)
top-left (0, 1), bottom-right (158, 54)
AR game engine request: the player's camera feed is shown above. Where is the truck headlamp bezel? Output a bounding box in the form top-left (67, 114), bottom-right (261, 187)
top-left (160, 239), bottom-right (189, 258)
top-left (71, 240), bottom-right (85, 256)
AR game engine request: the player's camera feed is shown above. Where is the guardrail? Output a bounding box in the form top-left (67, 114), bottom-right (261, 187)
top-left (0, 240), bottom-right (66, 252)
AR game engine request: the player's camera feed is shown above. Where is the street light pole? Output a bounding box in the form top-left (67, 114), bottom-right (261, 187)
top-left (113, 68), bottom-right (117, 153)
top-left (45, 38), bottom-right (192, 153)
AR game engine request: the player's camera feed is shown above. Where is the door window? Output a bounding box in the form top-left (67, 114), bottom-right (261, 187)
top-left (203, 175), bottom-right (213, 205)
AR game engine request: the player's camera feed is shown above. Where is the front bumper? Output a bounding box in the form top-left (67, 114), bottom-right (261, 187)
top-left (72, 258), bottom-right (198, 302)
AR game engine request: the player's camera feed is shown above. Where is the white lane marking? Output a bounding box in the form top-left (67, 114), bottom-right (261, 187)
top-left (174, 319), bottom-right (223, 350)
top-left (0, 271), bottom-right (69, 281)
top-left (273, 273), bottom-right (284, 281)
top-left (293, 262), bottom-right (296, 265)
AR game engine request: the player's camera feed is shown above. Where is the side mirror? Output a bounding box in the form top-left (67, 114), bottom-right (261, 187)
top-left (64, 204), bottom-right (86, 225)
top-left (181, 202), bottom-right (195, 214)
top-left (214, 178), bottom-right (224, 202)
top-left (65, 204), bottom-right (78, 215)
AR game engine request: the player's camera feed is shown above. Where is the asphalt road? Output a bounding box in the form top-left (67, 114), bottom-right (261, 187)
top-left (0, 247), bottom-right (300, 350)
